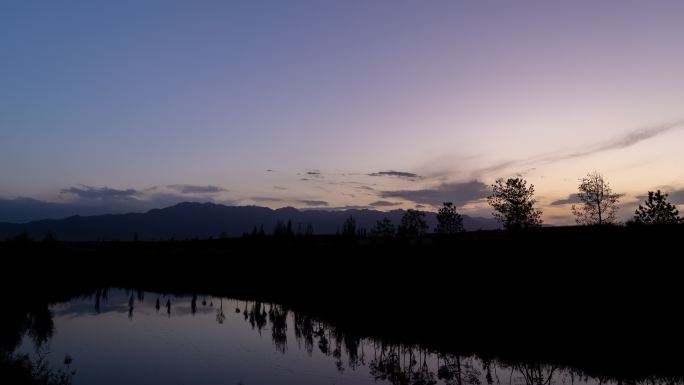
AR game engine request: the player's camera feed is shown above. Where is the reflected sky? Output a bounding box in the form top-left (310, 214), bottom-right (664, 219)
top-left (12, 289), bottom-right (682, 385)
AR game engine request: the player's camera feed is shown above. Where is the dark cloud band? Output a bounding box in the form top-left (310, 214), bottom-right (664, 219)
top-left (369, 170), bottom-right (420, 179)
top-left (380, 180), bottom-right (489, 207)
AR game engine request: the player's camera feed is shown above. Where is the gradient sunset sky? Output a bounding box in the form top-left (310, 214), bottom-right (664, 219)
top-left (2, 1), bottom-right (684, 224)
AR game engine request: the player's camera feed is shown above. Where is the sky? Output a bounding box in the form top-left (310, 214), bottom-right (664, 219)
top-left (2, 0), bottom-right (684, 224)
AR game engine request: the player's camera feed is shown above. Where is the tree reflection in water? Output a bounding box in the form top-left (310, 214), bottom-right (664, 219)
top-left (80, 289), bottom-right (684, 385)
top-left (1, 300), bottom-right (74, 384)
top-left (230, 299), bottom-right (684, 385)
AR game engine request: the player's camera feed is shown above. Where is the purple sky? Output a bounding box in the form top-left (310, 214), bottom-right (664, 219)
top-left (2, 1), bottom-right (684, 223)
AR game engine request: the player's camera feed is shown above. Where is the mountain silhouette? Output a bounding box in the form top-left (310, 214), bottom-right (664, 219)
top-left (0, 202), bottom-right (500, 241)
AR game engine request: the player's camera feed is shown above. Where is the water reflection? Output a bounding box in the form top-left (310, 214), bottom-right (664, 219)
top-left (1, 298), bottom-right (74, 385)
top-left (5, 289), bottom-right (684, 385)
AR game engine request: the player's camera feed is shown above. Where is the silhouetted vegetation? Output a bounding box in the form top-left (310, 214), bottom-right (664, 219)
top-left (305, 222), bottom-right (314, 236)
top-left (0, 295), bottom-right (75, 385)
top-left (273, 220), bottom-right (295, 237)
top-left (0, 350), bottom-right (74, 385)
top-left (33, 286), bottom-right (684, 385)
top-left (342, 216), bottom-right (358, 237)
top-left (487, 178), bottom-right (542, 229)
top-left (3, 205), bottom-right (684, 383)
top-left (398, 209), bottom-right (428, 237)
top-left (634, 190), bottom-right (681, 225)
top-left (435, 202), bottom-right (464, 234)
top-left (0, 202), bottom-right (501, 241)
top-left (572, 172), bottom-right (620, 225)
top-left (370, 217), bottom-right (396, 237)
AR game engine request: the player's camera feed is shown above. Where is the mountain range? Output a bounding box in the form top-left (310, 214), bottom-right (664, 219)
top-left (0, 202), bottom-right (501, 241)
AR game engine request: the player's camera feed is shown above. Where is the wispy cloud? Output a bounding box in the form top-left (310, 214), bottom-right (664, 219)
top-left (473, 120), bottom-right (684, 177)
top-left (3, 183), bottom-right (239, 222)
top-left (299, 200), bottom-right (328, 207)
top-left (369, 200), bottom-right (402, 207)
top-left (301, 170), bottom-right (323, 178)
top-left (555, 120), bottom-right (684, 160)
top-left (668, 189), bottom-right (684, 205)
top-left (380, 180), bottom-right (489, 207)
top-left (60, 185), bottom-right (138, 200)
top-left (251, 196), bottom-right (284, 202)
top-left (312, 205), bottom-right (372, 211)
top-left (551, 193), bottom-right (625, 206)
top-left (167, 184), bottom-right (227, 194)
top-left (369, 170), bottom-right (421, 180)
top-left (635, 187), bottom-right (684, 205)
top-left (549, 194), bottom-right (581, 206)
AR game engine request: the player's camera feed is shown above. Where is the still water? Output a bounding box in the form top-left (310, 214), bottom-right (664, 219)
top-left (11, 289), bottom-right (677, 385)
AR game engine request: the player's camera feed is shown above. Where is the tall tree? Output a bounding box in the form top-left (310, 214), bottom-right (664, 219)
top-left (305, 222), bottom-right (314, 236)
top-left (341, 216), bottom-right (357, 237)
top-left (273, 220), bottom-right (293, 236)
top-left (487, 178), bottom-right (543, 229)
top-left (398, 209), bottom-right (428, 237)
top-left (435, 202), bottom-right (464, 234)
top-left (634, 190), bottom-right (681, 225)
top-left (571, 172), bottom-right (620, 225)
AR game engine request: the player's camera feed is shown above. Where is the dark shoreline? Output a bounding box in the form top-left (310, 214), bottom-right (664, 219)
top-left (3, 225), bottom-right (684, 381)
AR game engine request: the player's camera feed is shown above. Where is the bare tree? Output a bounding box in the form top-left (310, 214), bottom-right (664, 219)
top-left (487, 178), bottom-right (542, 230)
top-left (571, 172), bottom-right (620, 225)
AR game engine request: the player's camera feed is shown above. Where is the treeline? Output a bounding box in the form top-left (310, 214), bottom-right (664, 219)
top-left (488, 171), bottom-right (681, 228)
top-left (3, 171), bottom-right (682, 243)
top-left (244, 170), bottom-right (681, 239)
top-left (484, 171), bottom-right (680, 229)
top-left (235, 203), bottom-right (463, 240)
top-left (356, 170), bottom-right (681, 235)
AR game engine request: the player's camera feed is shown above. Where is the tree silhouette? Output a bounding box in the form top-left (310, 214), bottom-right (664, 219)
top-left (438, 355), bottom-right (481, 385)
top-left (487, 178), bottom-right (542, 230)
top-left (268, 304), bottom-right (289, 353)
top-left (274, 220), bottom-right (295, 237)
top-left (128, 293), bottom-right (135, 320)
top-left (514, 363), bottom-right (557, 385)
top-left (398, 209), bottom-right (428, 237)
top-left (294, 312), bottom-right (315, 355)
top-left (370, 217), bottom-right (396, 237)
top-left (43, 232), bottom-right (58, 243)
top-left (571, 171), bottom-right (620, 225)
top-left (273, 221), bottom-right (286, 236)
top-left (634, 190), bottom-right (681, 225)
top-left (435, 202), bottom-right (464, 234)
top-left (342, 216), bottom-right (357, 237)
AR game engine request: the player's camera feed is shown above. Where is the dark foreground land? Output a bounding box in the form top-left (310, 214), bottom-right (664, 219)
top-left (2, 225), bottom-right (684, 383)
